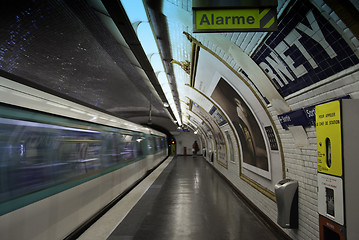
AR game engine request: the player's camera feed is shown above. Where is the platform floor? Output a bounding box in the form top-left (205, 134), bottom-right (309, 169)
top-left (106, 156), bottom-right (280, 240)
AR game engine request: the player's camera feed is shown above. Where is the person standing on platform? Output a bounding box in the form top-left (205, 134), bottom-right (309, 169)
top-left (192, 140), bottom-right (199, 157)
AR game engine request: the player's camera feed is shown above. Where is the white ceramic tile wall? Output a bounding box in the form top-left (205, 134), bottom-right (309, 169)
top-left (165, 1), bottom-right (358, 239)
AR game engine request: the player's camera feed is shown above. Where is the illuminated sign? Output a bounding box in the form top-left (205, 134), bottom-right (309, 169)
top-left (193, 8), bottom-right (277, 32)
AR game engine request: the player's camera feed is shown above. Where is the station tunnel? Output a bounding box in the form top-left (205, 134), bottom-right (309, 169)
top-left (0, 0), bottom-right (358, 239)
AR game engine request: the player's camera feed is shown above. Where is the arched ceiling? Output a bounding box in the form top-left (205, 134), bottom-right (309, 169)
top-left (119, 0), bottom-right (358, 134)
top-left (1, 0), bottom-right (358, 135)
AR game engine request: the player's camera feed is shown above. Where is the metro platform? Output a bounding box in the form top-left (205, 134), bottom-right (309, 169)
top-left (78, 156), bottom-right (282, 240)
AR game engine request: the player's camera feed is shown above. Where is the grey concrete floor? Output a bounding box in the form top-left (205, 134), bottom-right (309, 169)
top-left (108, 156), bottom-right (281, 240)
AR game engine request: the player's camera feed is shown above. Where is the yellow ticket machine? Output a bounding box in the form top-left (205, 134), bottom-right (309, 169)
top-left (316, 99), bottom-right (359, 240)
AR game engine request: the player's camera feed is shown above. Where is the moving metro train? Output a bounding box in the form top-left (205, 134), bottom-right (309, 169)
top-left (0, 78), bottom-right (168, 239)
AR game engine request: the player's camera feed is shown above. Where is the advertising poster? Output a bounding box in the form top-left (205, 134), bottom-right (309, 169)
top-left (317, 173), bottom-right (344, 225)
top-left (224, 130), bottom-right (235, 163)
top-left (211, 78), bottom-right (268, 172)
top-left (191, 101), bottom-right (227, 166)
top-left (209, 106), bottom-right (227, 126)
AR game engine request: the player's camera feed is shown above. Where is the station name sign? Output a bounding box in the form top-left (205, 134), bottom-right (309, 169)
top-left (193, 8), bottom-right (277, 33)
top-left (277, 96), bottom-right (350, 130)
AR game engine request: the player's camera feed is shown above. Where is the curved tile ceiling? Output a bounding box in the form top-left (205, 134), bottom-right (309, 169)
top-left (0, 0), bottom-right (179, 132)
top-left (1, 0), bottom-right (358, 136)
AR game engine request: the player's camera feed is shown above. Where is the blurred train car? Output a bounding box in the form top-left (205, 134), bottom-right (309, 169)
top-left (0, 77), bottom-right (168, 239)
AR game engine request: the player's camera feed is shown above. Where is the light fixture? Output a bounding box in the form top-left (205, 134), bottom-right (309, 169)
top-left (121, 0), bottom-right (182, 126)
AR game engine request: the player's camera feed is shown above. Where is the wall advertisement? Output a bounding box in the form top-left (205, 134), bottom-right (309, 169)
top-left (211, 78), bottom-right (269, 176)
top-left (190, 100), bottom-right (227, 167)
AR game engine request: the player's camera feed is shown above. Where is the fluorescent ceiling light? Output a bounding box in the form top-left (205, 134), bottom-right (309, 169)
top-left (121, 0), bottom-right (182, 126)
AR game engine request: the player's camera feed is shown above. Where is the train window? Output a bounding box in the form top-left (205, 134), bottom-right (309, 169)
top-left (101, 132), bottom-right (118, 167)
top-left (0, 117), bottom-right (103, 203)
top-left (147, 136), bottom-right (154, 154)
top-left (119, 134), bottom-right (136, 161)
top-left (154, 137), bottom-right (159, 152)
top-left (134, 135), bottom-right (145, 157)
top-left (58, 129), bottom-right (102, 178)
